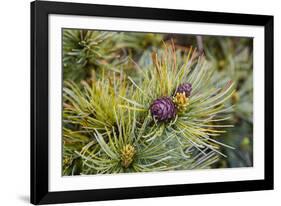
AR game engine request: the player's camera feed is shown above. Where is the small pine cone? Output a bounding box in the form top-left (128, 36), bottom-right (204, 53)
top-left (231, 91), bottom-right (240, 104)
top-left (175, 83), bottom-right (192, 97)
top-left (173, 92), bottom-right (189, 112)
top-left (150, 97), bottom-right (176, 122)
top-left (120, 144), bottom-right (136, 168)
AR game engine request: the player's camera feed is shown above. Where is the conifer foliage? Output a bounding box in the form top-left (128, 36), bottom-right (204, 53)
top-left (62, 29), bottom-right (253, 175)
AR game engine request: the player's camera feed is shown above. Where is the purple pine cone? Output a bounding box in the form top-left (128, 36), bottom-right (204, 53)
top-left (175, 83), bottom-right (192, 97)
top-left (150, 97), bottom-right (176, 122)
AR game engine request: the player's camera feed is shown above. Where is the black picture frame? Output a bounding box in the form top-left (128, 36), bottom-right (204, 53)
top-left (31, 0), bottom-right (274, 204)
